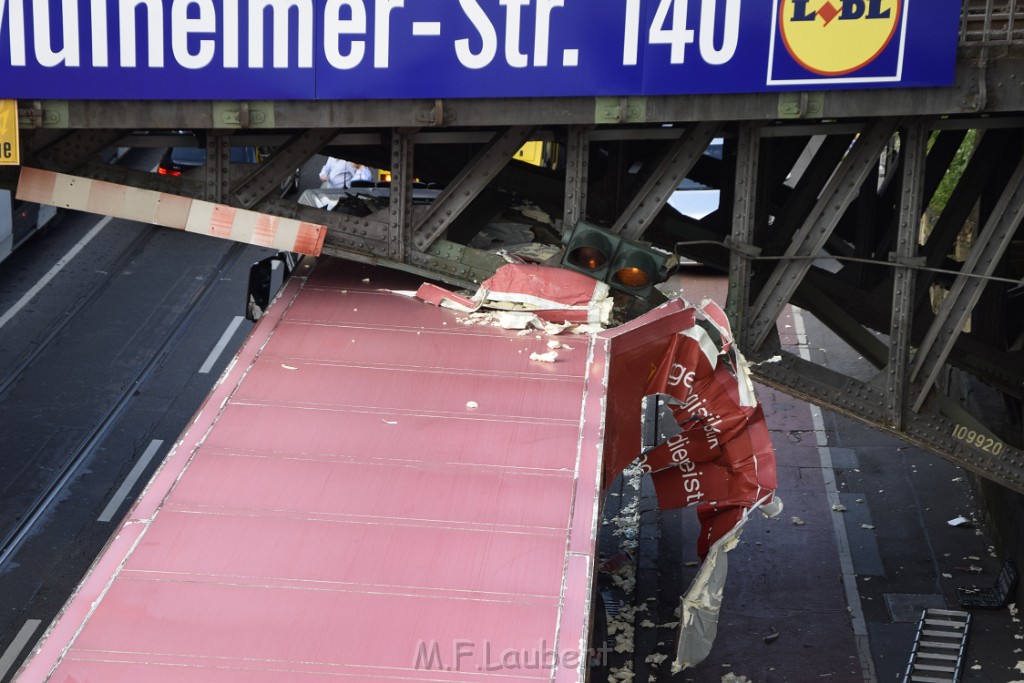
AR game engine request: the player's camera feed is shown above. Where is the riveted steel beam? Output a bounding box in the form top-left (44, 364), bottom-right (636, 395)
top-left (763, 134), bottom-right (854, 258)
top-left (18, 58), bottom-right (1024, 131)
top-left (203, 134), bottom-right (232, 203)
top-left (232, 128), bottom-right (340, 209)
top-left (795, 270), bottom-right (889, 367)
top-left (407, 239), bottom-right (507, 289)
top-left (321, 227), bottom-right (389, 260)
top-left (727, 123), bottom-right (761, 348)
top-left (886, 120), bottom-right (929, 429)
top-left (750, 350), bottom-right (1024, 495)
top-left (747, 118), bottom-right (902, 350)
top-left (411, 126), bottom-right (535, 252)
top-left (613, 121), bottom-right (721, 241)
top-left (74, 159), bottom-right (206, 198)
top-left (563, 125), bottom-right (590, 232)
top-left (325, 210), bottom-right (391, 252)
top-left (257, 197), bottom-right (391, 252)
top-left (34, 128), bottom-right (125, 171)
top-left (388, 129), bottom-right (417, 263)
top-left (785, 256), bottom-right (1024, 404)
top-left (867, 128), bottom-right (970, 271)
top-left (320, 238), bottom-right (505, 292)
top-left (911, 152), bottom-right (1024, 412)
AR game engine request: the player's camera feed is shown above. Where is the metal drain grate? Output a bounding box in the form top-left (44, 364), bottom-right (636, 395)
top-left (902, 609), bottom-right (971, 683)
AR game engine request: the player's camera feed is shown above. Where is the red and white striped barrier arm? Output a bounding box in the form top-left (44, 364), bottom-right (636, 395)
top-left (16, 167), bottom-right (326, 256)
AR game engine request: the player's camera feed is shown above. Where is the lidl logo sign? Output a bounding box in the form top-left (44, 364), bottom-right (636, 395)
top-left (769, 0), bottom-right (908, 85)
top-left (782, 0), bottom-right (901, 75)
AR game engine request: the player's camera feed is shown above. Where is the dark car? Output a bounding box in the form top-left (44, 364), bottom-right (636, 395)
top-left (158, 145), bottom-right (301, 198)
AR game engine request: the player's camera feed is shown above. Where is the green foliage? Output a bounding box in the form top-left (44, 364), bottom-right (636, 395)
top-left (928, 129), bottom-right (977, 229)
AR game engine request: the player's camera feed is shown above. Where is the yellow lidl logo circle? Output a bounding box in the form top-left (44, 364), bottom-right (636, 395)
top-left (780, 0), bottom-right (902, 76)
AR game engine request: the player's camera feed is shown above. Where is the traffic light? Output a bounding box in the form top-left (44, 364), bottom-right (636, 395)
top-left (560, 221), bottom-right (670, 298)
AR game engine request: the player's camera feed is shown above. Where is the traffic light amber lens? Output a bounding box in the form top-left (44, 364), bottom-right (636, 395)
top-left (568, 246), bottom-right (607, 271)
top-left (614, 266), bottom-right (651, 288)
top-left (612, 250), bottom-right (657, 289)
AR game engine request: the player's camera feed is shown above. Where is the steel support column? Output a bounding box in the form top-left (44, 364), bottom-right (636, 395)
top-left (204, 134), bottom-right (232, 203)
top-left (885, 121), bottom-right (929, 429)
top-left (563, 126), bottom-right (590, 232)
top-left (614, 121), bottom-right (721, 241)
top-left (727, 123), bottom-right (761, 348)
top-left (388, 129), bottom-right (417, 263)
top-left (911, 152), bottom-right (1024, 412)
top-left (747, 118), bottom-right (902, 350)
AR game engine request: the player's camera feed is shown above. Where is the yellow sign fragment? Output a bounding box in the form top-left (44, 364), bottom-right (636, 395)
top-left (0, 100), bottom-right (19, 165)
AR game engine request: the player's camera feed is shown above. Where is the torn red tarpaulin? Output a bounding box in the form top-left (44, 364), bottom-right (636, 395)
top-left (600, 297), bottom-right (778, 557)
top-left (416, 263), bottom-right (612, 324)
top-left (599, 296), bottom-right (779, 671)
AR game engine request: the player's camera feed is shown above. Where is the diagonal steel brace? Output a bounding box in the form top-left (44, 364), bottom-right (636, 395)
top-left (411, 126), bottom-right (535, 252)
top-left (746, 118), bottom-right (901, 350)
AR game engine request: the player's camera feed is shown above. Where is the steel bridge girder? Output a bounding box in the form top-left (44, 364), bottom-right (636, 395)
top-left (614, 121), bottom-right (722, 242)
top-left (911, 152), bottom-right (1024, 411)
top-left (388, 130), bottom-right (417, 263)
top-left (751, 350), bottom-right (1024, 495)
top-left (411, 126), bottom-right (535, 252)
top-left (562, 125), bottom-right (591, 231)
top-left (886, 120), bottom-right (930, 429)
top-left (232, 128), bottom-right (341, 209)
top-left (747, 118), bottom-right (903, 350)
top-left (726, 123), bottom-right (761, 344)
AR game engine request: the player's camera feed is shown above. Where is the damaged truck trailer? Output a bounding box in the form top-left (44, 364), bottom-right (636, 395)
top-left (12, 258), bottom-right (778, 682)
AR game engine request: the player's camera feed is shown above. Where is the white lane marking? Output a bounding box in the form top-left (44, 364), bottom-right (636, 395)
top-left (98, 440), bottom-right (164, 523)
top-left (0, 217), bottom-right (112, 331)
top-left (0, 619), bottom-right (41, 680)
top-left (199, 316), bottom-right (245, 375)
top-left (791, 306), bottom-right (877, 683)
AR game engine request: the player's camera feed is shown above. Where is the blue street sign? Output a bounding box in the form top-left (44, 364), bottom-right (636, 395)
top-left (0, 0), bottom-right (959, 100)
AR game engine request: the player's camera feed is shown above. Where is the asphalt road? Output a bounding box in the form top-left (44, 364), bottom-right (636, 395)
top-left (628, 268), bottom-right (1022, 683)
top-left (0, 148), bottom-right (276, 681)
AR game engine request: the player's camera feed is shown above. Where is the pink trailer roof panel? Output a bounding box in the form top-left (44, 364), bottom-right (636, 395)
top-left (16, 259), bottom-right (607, 683)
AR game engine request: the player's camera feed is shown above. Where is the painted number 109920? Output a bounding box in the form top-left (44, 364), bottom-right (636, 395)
top-left (952, 424), bottom-right (1005, 455)
top-left (622, 0), bottom-right (741, 66)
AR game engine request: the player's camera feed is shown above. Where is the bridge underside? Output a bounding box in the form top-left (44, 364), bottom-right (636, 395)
top-left (3, 47), bottom-right (1023, 494)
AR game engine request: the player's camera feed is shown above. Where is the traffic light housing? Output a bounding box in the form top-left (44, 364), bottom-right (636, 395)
top-left (560, 222), bottom-right (669, 298)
